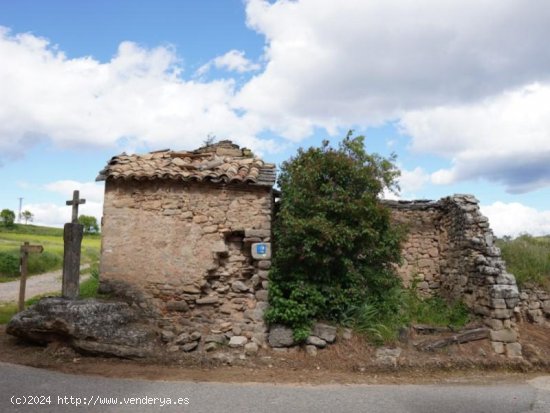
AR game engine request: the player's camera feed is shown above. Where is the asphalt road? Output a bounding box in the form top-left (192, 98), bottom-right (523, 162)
top-left (1, 362), bottom-right (549, 413)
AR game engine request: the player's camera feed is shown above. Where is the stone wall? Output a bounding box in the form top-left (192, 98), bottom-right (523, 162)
top-left (518, 285), bottom-right (550, 325)
top-left (99, 179), bottom-right (273, 352)
top-left (385, 195), bottom-right (522, 357)
top-left (387, 200), bottom-right (442, 296)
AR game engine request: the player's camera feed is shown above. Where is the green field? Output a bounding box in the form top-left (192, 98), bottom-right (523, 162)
top-left (0, 224), bottom-right (100, 282)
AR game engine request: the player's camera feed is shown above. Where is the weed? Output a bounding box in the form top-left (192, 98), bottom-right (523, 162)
top-left (497, 234), bottom-right (550, 289)
top-left (345, 288), bottom-right (470, 345)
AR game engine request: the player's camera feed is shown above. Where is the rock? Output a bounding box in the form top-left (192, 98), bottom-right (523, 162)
top-left (495, 273), bottom-right (515, 285)
top-left (505, 342), bottom-right (523, 358)
top-left (491, 341), bottom-right (505, 354)
top-left (376, 347), bottom-right (402, 359)
top-left (6, 297), bottom-right (156, 359)
top-left (211, 241), bottom-right (228, 255)
top-left (375, 347), bottom-right (402, 367)
top-left (190, 331), bottom-right (202, 341)
top-left (204, 342), bottom-right (218, 352)
top-left (196, 296), bottom-right (219, 305)
top-left (490, 285), bottom-right (519, 299)
top-left (489, 328), bottom-right (517, 343)
top-left (306, 336), bottom-right (327, 348)
top-left (492, 308), bottom-right (513, 319)
top-left (229, 335), bottom-right (248, 348)
top-left (305, 345), bottom-right (318, 357)
top-left (257, 260), bottom-right (271, 270)
top-left (244, 302), bottom-right (268, 322)
top-left (268, 325), bottom-right (295, 348)
top-left (484, 319), bottom-right (504, 330)
top-left (257, 270), bottom-right (269, 280)
top-left (255, 290), bottom-right (269, 302)
top-left (342, 328), bottom-right (353, 340)
top-left (182, 285), bottom-right (200, 294)
top-left (245, 229), bottom-right (270, 239)
top-left (204, 334), bottom-right (226, 345)
top-left (175, 333), bottom-right (194, 344)
top-left (182, 342), bottom-right (198, 352)
top-left (231, 281), bottom-right (249, 293)
top-left (160, 330), bottom-right (175, 343)
top-left (167, 345), bottom-right (180, 353)
top-left (212, 352), bottom-right (234, 365)
top-left (312, 323), bottom-right (337, 343)
top-left (166, 300), bottom-right (189, 312)
top-left (244, 342), bottom-right (259, 355)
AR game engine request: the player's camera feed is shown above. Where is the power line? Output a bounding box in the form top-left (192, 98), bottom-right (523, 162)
top-left (17, 197), bottom-right (23, 223)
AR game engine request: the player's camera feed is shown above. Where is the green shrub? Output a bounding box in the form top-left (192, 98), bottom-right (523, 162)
top-left (497, 234), bottom-right (550, 288)
top-left (0, 251), bottom-right (19, 277)
top-left (27, 251), bottom-right (62, 275)
top-left (266, 132), bottom-right (404, 340)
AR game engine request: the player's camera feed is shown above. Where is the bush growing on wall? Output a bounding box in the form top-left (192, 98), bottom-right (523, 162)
top-left (265, 132), bottom-right (404, 340)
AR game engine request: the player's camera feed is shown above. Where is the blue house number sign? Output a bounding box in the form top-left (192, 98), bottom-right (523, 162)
top-left (251, 242), bottom-right (271, 259)
top-left (256, 244), bottom-right (267, 255)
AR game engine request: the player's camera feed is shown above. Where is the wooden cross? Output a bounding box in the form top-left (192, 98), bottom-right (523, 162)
top-left (19, 242), bottom-right (43, 312)
top-left (66, 190), bottom-right (86, 224)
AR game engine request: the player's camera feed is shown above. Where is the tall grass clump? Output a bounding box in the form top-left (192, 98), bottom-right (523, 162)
top-left (497, 234), bottom-right (550, 288)
top-left (343, 288), bottom-right (470, 344)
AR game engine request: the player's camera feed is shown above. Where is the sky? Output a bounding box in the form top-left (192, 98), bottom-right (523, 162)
top-left (1, 0), bottom-right (550, 237)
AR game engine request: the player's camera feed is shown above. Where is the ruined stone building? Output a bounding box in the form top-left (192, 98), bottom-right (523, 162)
top-left (384, 196), bottom-right (522, 356)
top-left (95, 140), bottom-right (524, 356)
top-left (96, 141), bottom-right (276, 349)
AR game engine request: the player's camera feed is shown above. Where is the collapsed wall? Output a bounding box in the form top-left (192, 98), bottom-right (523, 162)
top-left (384, 195), bottom-right (522, 357)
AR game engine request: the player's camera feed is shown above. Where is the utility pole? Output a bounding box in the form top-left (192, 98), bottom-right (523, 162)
top-left (17, 197), bottom-right (23, 223)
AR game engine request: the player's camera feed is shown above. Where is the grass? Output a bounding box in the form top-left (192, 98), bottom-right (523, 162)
top-left (0, 223), bottom-right (100, 280)
top-left (496, 234), bottom-right (550, 289)
top-left (345, 287), bottom-right (470, 345)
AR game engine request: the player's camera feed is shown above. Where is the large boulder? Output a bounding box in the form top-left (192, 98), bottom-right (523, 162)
top-left (7, 297), bottom-right (157, 358)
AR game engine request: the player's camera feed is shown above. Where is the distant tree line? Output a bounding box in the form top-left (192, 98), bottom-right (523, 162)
top-left (1, 208), bottom-right (34, 227)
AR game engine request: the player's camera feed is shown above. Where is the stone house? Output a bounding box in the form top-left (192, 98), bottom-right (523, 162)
top-left (96, 140), bottom-right (276, 349)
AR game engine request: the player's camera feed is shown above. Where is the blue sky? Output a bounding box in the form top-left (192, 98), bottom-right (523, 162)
top-left (1, 0), bottom-right (549, 236)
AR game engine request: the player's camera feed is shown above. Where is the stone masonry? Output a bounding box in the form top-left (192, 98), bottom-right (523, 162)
top-left (385, 195), bottom-right (522, 357)
top-left (518, 285), bottom-right (550, 325)
top-left (96, 141), bottom-right (276, 352)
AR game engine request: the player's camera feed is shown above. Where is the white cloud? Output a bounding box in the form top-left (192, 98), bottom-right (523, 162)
top-left (44, 180), bottom-right (104, 203)
top-left (197, 49), bottom-right (260, 76)
top-left (238, 0), bottom-right (550, 138)
top-left (398, 167), bottom-right (431, 197)
top-left (23, 201), bottom-right (103, 228)
top-left (381, 166), bottom-right (430, 200)
top-left (401, 83), bottom-right (550, 193)
top-left (20, 180), bottom-right (105, 227)
top-left (481, 202), bottom-right (550, 238)
top-left (3, 1), bottom-right (550, 193)
top-left (0, 28), bottom-right (271, 163)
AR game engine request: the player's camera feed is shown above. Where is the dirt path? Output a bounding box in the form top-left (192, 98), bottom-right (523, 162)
top-left (0, 265), bottom-right (90, 303)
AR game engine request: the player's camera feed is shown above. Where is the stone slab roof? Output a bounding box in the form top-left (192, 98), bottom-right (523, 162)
top-left (96, 140), bottom-right (276, 188)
